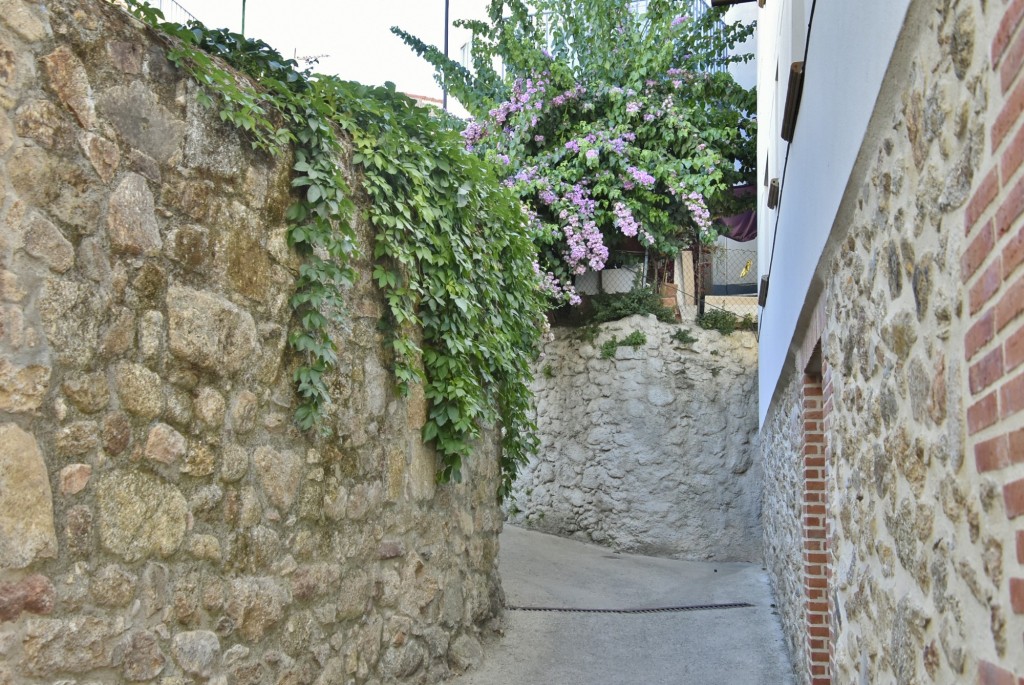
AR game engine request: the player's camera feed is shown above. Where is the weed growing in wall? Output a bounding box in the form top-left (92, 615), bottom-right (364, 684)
top-left (122, 1), bottom-right (546, 497)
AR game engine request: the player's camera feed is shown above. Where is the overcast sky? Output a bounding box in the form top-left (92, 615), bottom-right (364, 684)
top-left (166, 0), bottom-right (487, 102)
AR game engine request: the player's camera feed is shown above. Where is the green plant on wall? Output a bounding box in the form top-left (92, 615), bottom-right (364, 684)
top-left (121, 1), bottom-right (546, 498)
top-left (599, 330), bottom-right (647, 358)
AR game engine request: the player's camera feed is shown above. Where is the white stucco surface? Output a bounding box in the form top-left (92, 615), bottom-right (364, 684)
top-left (756, 0), bottom-right (913, 424)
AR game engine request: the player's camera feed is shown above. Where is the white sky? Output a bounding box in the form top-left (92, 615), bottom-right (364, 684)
top-left (165, 0), bottom-right (486, 104)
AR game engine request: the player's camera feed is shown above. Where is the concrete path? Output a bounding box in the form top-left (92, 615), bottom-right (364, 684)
top-left (452, 525), bottom-right (795, 685)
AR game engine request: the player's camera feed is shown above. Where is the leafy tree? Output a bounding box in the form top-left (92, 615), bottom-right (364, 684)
top-left (395, 0), bottom-right (756, 305)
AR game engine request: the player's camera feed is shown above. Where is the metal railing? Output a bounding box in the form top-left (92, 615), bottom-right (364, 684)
top-left (153, 0), bottom-right (197, 25)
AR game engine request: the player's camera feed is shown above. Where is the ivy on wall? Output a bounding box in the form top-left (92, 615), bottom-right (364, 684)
top-left (122, 1), bottom-right (545, 497)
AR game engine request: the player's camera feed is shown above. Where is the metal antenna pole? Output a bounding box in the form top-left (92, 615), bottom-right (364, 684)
top-left (443, 0), bottom-right (450, 111)
top-left (241, 0), bottom-right (246, 34)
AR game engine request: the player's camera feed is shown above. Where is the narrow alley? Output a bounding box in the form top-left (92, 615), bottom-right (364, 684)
top-left (452, 526), bottom-right (795, 685)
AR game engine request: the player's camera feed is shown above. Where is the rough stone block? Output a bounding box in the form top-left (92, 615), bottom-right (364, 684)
top-left (0, 360), bottom-right (50, 413)
top-left (0, 424), bottom-right (57, 569)
top-left (78, 132), bottom-right (120, 183)
top-left (21, 616), bottom-right (118, 676)
top-left (107, 173), bottom-right (162, 256)
top-left (96, 81), bottom-right (183, 164)
top-left (167, 285), bottom-right (257, 376)
top-left (0, 575), bottom-right (55, 623)
top-left (62, 372), bottom-right (110, 414)
top-left (58, 464), bottom-right (92, 496)
top-left (40, 46), bottom-right (95, 129)
top-left (95, 470), bottom-right (187, 562)
top-left (115, 362), bottom-right (163, 419)
top-left (145, 423), bottom-right (186, 465)
top-left (171, 630), bottom-right (220, 677)
top-left (253, 446), bottom-right (302, 513)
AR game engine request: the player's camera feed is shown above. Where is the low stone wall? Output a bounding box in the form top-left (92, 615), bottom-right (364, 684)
top-left (508, 315), bottom-right (761, 562)
top-left (0, 2), bottom-right (502, 683)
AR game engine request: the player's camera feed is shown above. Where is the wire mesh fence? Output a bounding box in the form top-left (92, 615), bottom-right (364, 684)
top-left (570, 247), bottom-right (760, 328)
top-left (695, 245), bottom-right (759, 320)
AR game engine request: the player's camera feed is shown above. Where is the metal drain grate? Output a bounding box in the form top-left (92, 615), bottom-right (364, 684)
top-left (506, 602), bottom-right (754, 615)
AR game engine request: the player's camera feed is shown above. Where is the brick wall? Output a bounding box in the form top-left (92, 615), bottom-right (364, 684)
top-left (963, 0), bottom-right (1024, 681)
top-left (802, 367), bottom-right (832, 685)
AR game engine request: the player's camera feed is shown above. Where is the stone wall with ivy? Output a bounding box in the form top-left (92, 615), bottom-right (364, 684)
top-left (508, 315), bottom-right (761, 561)
top-left (0, 2), bottom-right (504, 682)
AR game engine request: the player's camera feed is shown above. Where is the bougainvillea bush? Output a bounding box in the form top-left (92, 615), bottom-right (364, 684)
top-left (395, 0), bottom-right (756, 305)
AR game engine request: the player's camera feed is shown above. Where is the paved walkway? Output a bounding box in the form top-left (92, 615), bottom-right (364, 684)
top-left (452, 526), bottom-right (795, 685)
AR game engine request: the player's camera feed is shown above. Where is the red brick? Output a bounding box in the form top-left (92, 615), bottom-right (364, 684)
top-left (968, 170), bottom-right (1002, 233)
top-left (979, 660), bottom-right (1018, 685)
top-left (1003, 18), bottom-right (1024, 94)
top-left (1012, 428), bottom-right (1024, 463)
top-left (1017, 530), bottom-right (1024, 563)
top-left (1006, 118), bottom-right (1024, 184)
top-left (1006, 478), bottom-right (1024, 519)
top-left (971, 348), bottom-right (1005, 394)
top-left (1005, 226), bottom-right (1024, 279)
top-left (976, 435), bottom-right (1011, 472)
top-left (1007, 324), bottom-right (1024, 371)
top-left (1012, 577), bottom-right (1024, 613)
top-left (968, 392), bottom-right (999, 434)
top-left (972, 260), bottom-right (1004, 316)
top-left (994, 0), bottom-right (1024, 65)
top-left (998, 174), bottom-right (1024, 237)
top-left (997, 274), bottom-right (1024, 332)
top-left (995, 77), bottom-right (1024, 152)
top-left (1000, 371), bottom-right (1024, 418)
top-left (964, 221), bottom-right (996, 282)
top-left (968, 310), bottom-right (997, 361)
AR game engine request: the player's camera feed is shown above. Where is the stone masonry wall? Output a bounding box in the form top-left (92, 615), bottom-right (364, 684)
top-left (760, 371), bottom-right (806, 677)
top-left (0, 2), bottom-right (503, 683)
top-left (761, 0), bottom-right (1023, 682)
top-left (508, 315), bottom-right (761, 562)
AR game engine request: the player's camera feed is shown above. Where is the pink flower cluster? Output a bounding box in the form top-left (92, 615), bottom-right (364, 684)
top-left (534, 262), bottom-right (582, 305)
top-left (557, 184), bottom-right (607, 274)
top-left (612, 201), bottom-right (639, 237)
top-left (683, 189), bottom-right (714, 238)
top-left (613, 202), bottom-right (654, 246)
top-left (626, 166), bottom-right (656, 187)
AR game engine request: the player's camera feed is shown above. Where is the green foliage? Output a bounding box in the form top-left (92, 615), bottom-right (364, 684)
top-left (574, 323), bottom-right (599, 344)
top-left (395, 0), bottom-right (757, 304)
top-left (696, 309), bottom-right (756, 335)
top-left (588, 286), bottom-right (676, 324)
top-left (542, 364), bottom-right (555, 378)
top-left (671, 327), bottom-right (696, 344)
top-left (123, 1), bottom-right (545, 498)
top-left (621, 330), bottom-right (647, 349)
top-left (600, 330), bottom-right (646, 358)
top-left (600, 337), bottom-right (619, 359)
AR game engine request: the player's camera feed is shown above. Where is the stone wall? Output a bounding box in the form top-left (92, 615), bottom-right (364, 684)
top-left (0, 2), bottom-right (503, 683)
top-left (761, 0), bottom-right (1024, 682)
top-left (508, 315), bottom-right (761, 562)
top-left (760, 371), bottom-right (805, 677)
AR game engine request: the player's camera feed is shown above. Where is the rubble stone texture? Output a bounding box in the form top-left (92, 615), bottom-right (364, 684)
top-left (509, 316), bottom-right (761, 561)
top-left (0, 1), bottom-right (503, 683)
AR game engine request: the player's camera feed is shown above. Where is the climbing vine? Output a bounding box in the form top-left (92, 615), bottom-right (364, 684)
top-left (121, 1), bottom-right (545, 496)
